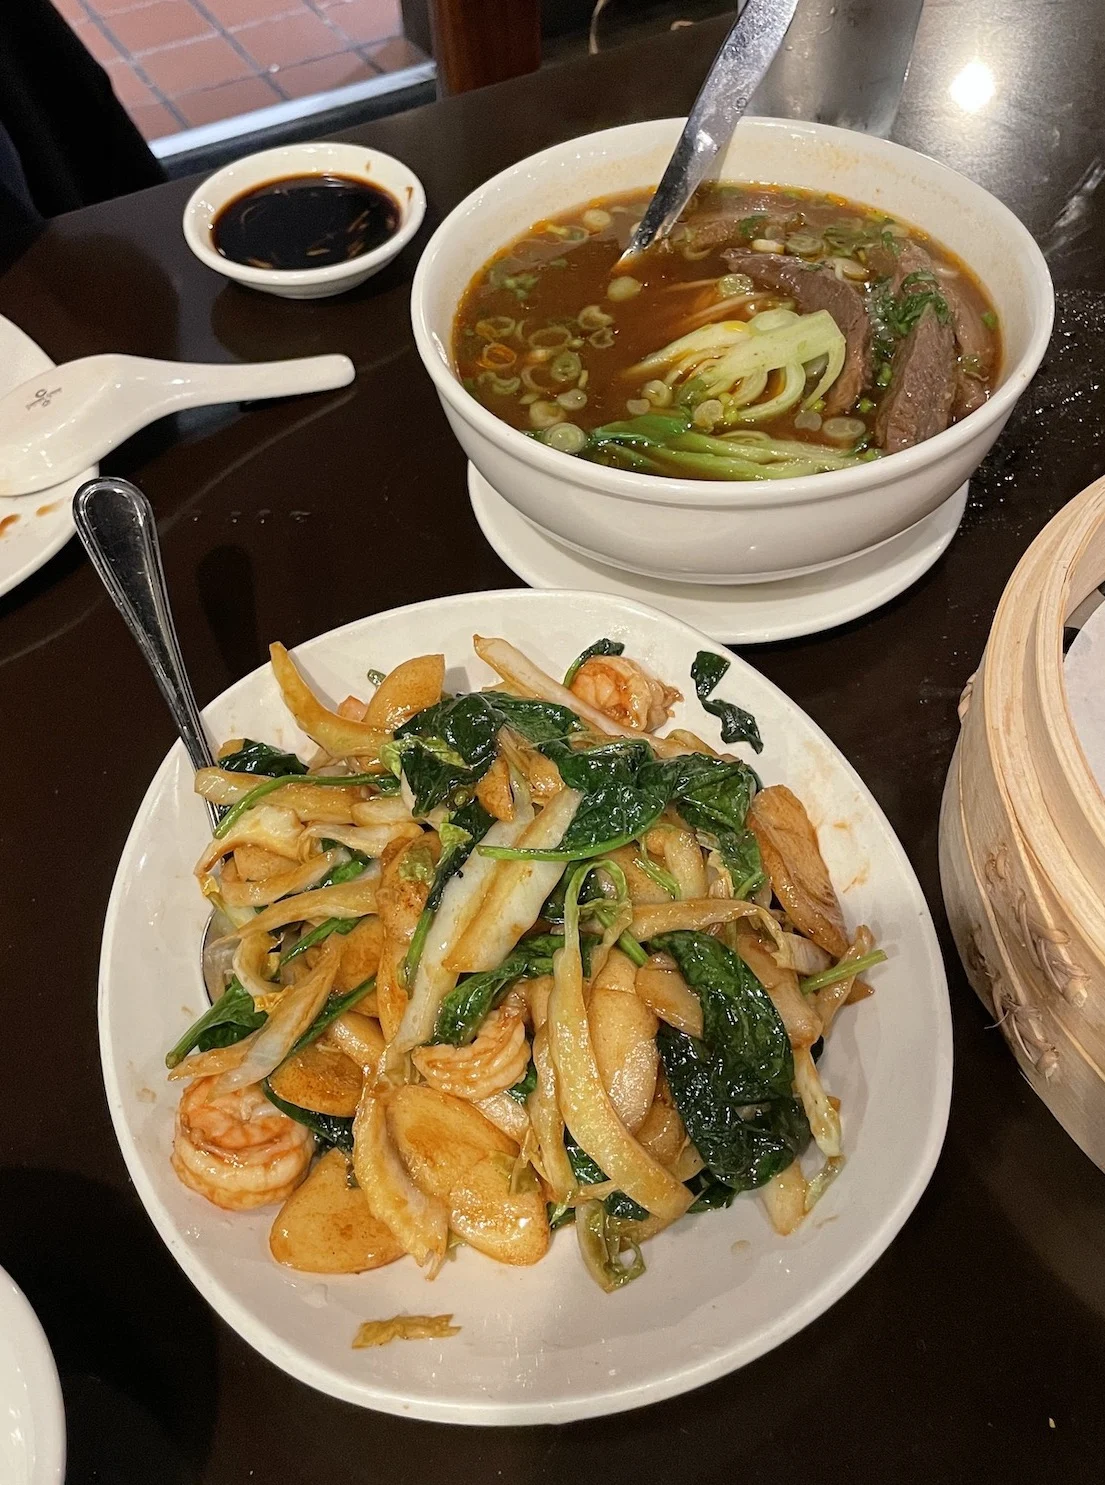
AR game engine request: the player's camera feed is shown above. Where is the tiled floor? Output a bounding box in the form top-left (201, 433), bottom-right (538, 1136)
top-left (52, 0), bottom-right (430, 143)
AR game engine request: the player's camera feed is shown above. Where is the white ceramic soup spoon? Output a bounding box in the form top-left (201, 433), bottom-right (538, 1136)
top-left (0, 350), bottom-right (355, 496)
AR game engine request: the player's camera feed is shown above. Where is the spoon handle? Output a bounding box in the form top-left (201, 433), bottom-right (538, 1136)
top-left (73, 477), bottom-right (219, 823)
top-left (620, 0), bottom-right (800, 261)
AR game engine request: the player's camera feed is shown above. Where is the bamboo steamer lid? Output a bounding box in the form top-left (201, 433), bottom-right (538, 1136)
top-left (940, 475), bottom-right (1105, 1170)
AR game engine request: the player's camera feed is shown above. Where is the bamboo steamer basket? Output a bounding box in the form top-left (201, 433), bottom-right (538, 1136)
top-left (940, 474), bottom-right (1105, 1170)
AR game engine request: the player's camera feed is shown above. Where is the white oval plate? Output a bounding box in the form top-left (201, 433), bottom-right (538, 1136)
top-left (0, 315), bottom-right (96, 599)
top-left (0, 1267), bottom-right (66, 1485)
top-left (99, 589), bottom-right (951, 1424)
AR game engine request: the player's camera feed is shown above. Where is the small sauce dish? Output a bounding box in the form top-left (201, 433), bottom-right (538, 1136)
top-left (183, 141), bottom-right (426, 300)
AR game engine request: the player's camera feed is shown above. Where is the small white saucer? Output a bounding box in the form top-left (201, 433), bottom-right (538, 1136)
top-left (0, 1268), bottom-right (65, 1485)
top-left (469, 465), bottom-right (968, 645)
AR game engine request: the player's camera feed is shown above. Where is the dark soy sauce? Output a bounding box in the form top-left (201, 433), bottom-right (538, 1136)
top-left (212, 174), bottom-right (401, 271)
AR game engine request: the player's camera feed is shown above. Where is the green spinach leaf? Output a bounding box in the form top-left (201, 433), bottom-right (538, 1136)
top-left (218, 739), bottom-right (307, 777)
top-left (563, 638), bottom-right (625, 687)
top-left (691, 650), bottom-right (763, 753)
top-left (489, 694), bottom-right (582, 745)
top-left (395, 693), bottom-right (501, 812)
top-left (653, 931), bottom-right (809, 1191)
top-left (506, 1062), bottom-right (537, 1103)
top-left (165, 977), bottom-right (266, 1070)
top-left (432, 934), bottom-right (562, 1046)
top-left (564, 1136), bottom-right (650, 1221)
top-left (541, 737), bottom-right (652, 792)
top-left (685, 1169), bottom-right (740, 1212)
top-left (479, 780), bottom-right (668, 862)
top-left (262, 1082), bottom-right (354, 1153)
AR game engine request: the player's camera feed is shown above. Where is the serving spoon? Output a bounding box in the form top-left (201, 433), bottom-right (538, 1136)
top-left (617, 0), bottom-right (800, 264)
top-left (0, 351), bottom-right (355, 497)
top-left (73, 476), bottom-right (226, 997)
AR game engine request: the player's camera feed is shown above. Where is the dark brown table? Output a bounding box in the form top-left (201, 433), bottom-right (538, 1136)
top-left (3, 5), bottom-right (1104, 1480)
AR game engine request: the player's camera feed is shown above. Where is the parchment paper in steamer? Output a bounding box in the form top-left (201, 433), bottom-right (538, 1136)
top-left (1064, 596), bottom-right (1105, 795)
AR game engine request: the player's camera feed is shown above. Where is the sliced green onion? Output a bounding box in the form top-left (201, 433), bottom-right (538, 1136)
top-left (213, 772), bottom-right (390, 840)
top-left (549, 350), bottom-right (583, 385)
top-left (556, 387), bottom-right (588, 412)
top-left (799, 948), bottom-right (887, 995)
top-left (529, 399), bottom-right (566, 430)
top-left (476, 316), bottom-right (517, 340)
top-left (607, 276), bottom-right (642, 302)
top-left (589, 327), bottom-right (616, 349)
top-left (615, 931), bottom-right (649, 968)
top-left (529, 325), bottom-right (572, 350)
top-left (280, 916), bottom-right (362, 966)
top-left (545, 422), bottom-right (587, 454)
top-left (578, 304), bottom-right (614, 331)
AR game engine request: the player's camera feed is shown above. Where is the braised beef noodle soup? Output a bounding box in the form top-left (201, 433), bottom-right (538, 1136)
top-left (452, 184), bottom-right (1002, 481)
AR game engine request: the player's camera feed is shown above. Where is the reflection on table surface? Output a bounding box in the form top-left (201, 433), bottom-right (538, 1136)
top-left (0, 1), bottom-right (1104, 1481)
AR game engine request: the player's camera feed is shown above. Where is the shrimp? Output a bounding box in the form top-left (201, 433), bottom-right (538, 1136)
top-left (569, 655), bottom-right (681, 733)
top-left (172, 1077), bottom-right (314, 1211)
top-left (411, 1009), bottom-right (530, 1102)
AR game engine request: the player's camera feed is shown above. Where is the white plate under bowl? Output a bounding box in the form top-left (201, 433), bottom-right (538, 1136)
top-left (99, 589), bottom-right (952, 1424)
top-left (470, 465), bottom-right (968, 645)
top-left (0, 1268), bottom-right (66, 1485)
top-left (0, 315), bottom-right (96, 600)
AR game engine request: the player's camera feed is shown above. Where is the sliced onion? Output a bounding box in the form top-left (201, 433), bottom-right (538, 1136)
top-left (232, 930), bottom-right (279, 1003)
top-left (222, 871), bottom-right (380, 939)
top-left (527, 1027), bottom-right (575, 1201)
top-left (778, 932), bottom-right (832, 975)
top-left (270, 642), bottom-right (387, 761)
top-left (386, 804), bottom-right (537, 1066)
top-left (219, 850), bottom-right (340, 909)
top-left (785, 233), bottom-right (822, 256)
top-left (352, 1090), bottom-right (448, 1272)
top-left (626, 397), bottom-right (651, 417)
top-left (213, 936), bottom-right (342, 1094)
top-left (548, 931), bottom-right (692, 1223)
top-left (475, 315), bottom-right (516, 340)
top-left (793, 1045), bottom-right (842, 1157)
top-left (195, 802), bottom-right (303, 876)
top-left (582, 208), bottom-right (612, 231)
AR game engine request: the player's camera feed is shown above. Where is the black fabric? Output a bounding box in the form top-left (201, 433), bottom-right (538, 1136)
top-left (0, 0), bottom-right (165, 222)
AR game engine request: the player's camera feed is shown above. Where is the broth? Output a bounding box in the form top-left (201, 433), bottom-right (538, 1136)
top-left (452, 184), bottom-right (1001, 480)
